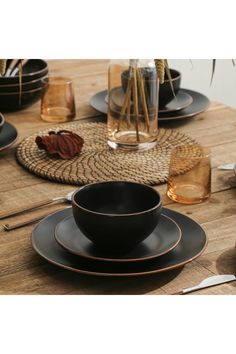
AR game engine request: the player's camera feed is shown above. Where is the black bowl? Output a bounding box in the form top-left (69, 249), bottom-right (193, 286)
top-left (121, 68), bottom-right (181, 109)
top-left (0, 86), bottom-right (47, 112)
top-left (72, 181), bottom-right (162, 252)
top-left (0, 60), bottom-right (48, 85)
top-left (0, 112), bottom-right (5, 133)
top-left (0, 74), bottom-right (49, 93)
top-left (159, 69), bottom-right (181, 107)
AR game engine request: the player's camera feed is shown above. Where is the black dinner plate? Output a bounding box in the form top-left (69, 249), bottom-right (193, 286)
top-left (0, 122), bottom-right (18, 152)
top-left (89, 88), bottom-right (209, 122)
top-left (54, 214), bottom-right (182, 262)
top-left (158, 89), bottom-right (210, 120)
top-left (159, 91), bottom-right (193, 113)
top-left (104, 88), bottom-right (193, 113)
top-left (32, 207), bottom-right (207, 277)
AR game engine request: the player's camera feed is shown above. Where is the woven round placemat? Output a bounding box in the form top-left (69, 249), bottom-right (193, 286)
top-left (16, 122), bottom-right (198, 186)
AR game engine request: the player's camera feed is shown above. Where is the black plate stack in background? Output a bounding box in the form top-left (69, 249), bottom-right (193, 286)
top-left (0, 59), bottom-right (48, 112)
top-left (0, 112), bottom-right (18, 151)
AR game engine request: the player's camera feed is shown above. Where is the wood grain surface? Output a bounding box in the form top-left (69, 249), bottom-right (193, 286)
top-left (0, 59), bottom-right (236, 295)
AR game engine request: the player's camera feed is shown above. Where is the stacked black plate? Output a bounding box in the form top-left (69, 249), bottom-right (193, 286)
top-left (89, 88), bottom-right (210, 122)
top-left (0, 59), bottom-right (48, 111)
top-left (0, 113), bottom-right (18, 152)
top-left (32, 207), bottom-right (207, 277)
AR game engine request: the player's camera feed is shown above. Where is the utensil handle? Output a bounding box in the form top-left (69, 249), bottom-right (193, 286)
top-left (0, 198), bottom-right (55, 220)
top-left (171, 290), bottom-right (184, 295)
top-left (2, 213), bottom-right (49, 231)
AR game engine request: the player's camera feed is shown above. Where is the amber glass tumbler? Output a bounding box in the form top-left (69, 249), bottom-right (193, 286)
top-left (41, 77), bottom-right (76, 123)
top-left (167, 145), bottom-right (211, 204)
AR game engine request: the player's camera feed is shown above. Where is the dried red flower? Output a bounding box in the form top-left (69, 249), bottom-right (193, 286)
top-left (35, 130), bottom-right (84, 159)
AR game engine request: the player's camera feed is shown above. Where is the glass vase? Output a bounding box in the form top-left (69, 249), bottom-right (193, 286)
top-left (107, 59), bottom-right (159, 151)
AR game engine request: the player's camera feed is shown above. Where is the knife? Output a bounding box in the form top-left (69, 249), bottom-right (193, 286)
top-left (218, 163), bottom-right (236, 170)
top-left (173, 274), bottom-right (236, 295)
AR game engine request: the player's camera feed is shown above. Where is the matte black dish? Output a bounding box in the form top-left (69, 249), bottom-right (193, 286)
top-left (90, 88), bottom-right (210, 122)
top-left (0, 60), bottom-right (48, 85)
top-left (106, 87), bottom-right (192, 115)
top-left (158, 89), bottom-right (210, 120)
top-left (72, 181), bottom-right (162, 252)
top-left (32, 207), bottom-right (207, 277)
top-left (54, 214), bottom-right (181, 262)
top-left (158, 69), bottom-right (181, 107)
top-left (159, 91), bottom-right (193, 113)
top-left (0, 112), bottom-right (5, 133)
top-left (0, 86), bottom-right (47, 112)
top-left (0, 122), bottom-right (18, 152)
top-left (0, 75), bottom-right (49, 93)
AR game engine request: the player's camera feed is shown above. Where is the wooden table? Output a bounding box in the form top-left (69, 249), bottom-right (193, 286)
top-left (1, 59), bottom-right (236, 295)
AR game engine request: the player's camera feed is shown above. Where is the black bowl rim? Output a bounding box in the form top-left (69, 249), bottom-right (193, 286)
top-left (1, 59), bottom-right (48, 79)
top-left (121, 68), bottom-right (181, 83)
top-left (0, 86), bottom-right (46, 96)
top-left (72, 181), bottom-right (162, 217)
top-left (163, 68), bottom-right (181, 83)
top-left (0, 112), bottom-right (5, 128)
top-left (0, 73), bottom-right (49, 88)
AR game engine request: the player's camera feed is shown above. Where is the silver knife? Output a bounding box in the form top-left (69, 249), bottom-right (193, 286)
top-left (218, 163), bottom-right (236, 170)
top-left (173, 274), bottom-right (236, 295)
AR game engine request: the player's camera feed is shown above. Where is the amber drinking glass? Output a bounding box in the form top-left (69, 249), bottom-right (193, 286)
top-left (167, 145), bottom-right (211, 204)
top-left (40, 77), bottom-right (76, 123)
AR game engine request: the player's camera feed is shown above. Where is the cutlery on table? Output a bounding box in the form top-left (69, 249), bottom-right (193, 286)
top-left (2, 206), bottom-right (71, 231)
top-left (218, 163), bottom-right (236, 170)
top-left (0, 191), bottom-right (74, 220)
top-left (2, 212), bottom-right (51, 231)
top-left (172, 274), bottom-right (236, 295)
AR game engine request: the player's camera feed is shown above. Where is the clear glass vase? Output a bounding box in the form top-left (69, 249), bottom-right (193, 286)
top-left (107, 59), bottom-right (159, 151)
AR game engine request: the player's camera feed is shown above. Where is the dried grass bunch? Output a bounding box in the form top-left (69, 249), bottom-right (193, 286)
top-left (118, 59), bottom-right (173, 141)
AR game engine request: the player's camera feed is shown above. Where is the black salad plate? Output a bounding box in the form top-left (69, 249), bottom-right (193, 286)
top-left (32, 207), bottom-right (207, 277)
top-left (54, 214), bottom-right (182, 262)
top-left (90, 88), bottom-right (210, 122)
top-left (0, 122), bottom-right (18, 152)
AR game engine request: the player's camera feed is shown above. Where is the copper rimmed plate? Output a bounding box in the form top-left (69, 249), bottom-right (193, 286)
top-left (90, 88), bottom-right (209, 122)
top-left (104, 88), bottom-right (193, 113)
top-left (54, 214), bottom-right (182, 262)
top-left (159, 91), bottom-right (193, 113)
top-left (32, 207), bottom-right (207, 277)
top-left (0, 122), bottom-right (18, 152)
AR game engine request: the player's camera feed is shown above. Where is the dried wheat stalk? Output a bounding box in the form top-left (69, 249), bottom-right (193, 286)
top-left (155, 59), bottom-right (165, 84)
top-left (118, 60), bottom-right (152, 141)
top-left (0, 59), bottom-right (7, 75)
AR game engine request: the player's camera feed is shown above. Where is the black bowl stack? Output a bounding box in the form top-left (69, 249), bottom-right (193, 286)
top-left (0, 59), bottom-right (49, 112)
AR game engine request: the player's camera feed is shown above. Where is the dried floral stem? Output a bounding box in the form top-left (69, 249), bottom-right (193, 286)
top-left (0, 59), bottom-right (7, 75)
top-left (210, 59), bottom-right (216, 85)
top-left (155, 59), bottom-right (175, 98)
top-left (121, 78), bottom-right (132, 116)
top-left (117, 76), bottom-right (132, 132)
top-left (126, 86), bottom-right (131, 128)
top-left (19, 59), bottom-right (23, 106)
top-left (132, 66), bottom-right (140, 142)
top-left (155, 59), bottom-right (165, 84)
top-left (164, 59), bottom-right (175, 98)
top-left (137, 68), bottom-right (150, 132)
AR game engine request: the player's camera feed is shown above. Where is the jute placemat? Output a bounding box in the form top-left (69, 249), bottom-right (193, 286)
top-left (16, 122), bottom-right (198, 186)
